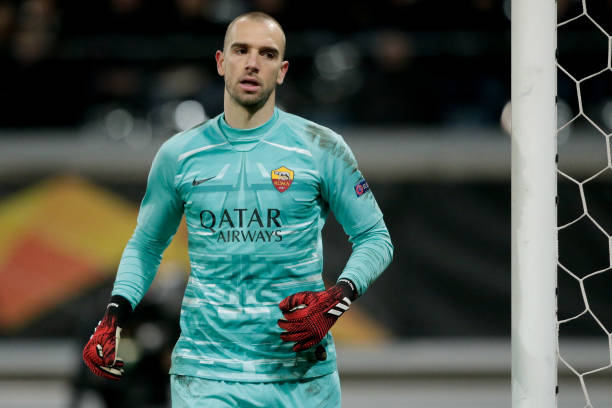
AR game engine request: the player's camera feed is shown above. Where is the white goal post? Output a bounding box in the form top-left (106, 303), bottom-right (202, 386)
top-left (511, 0), bottom-right (557, 407)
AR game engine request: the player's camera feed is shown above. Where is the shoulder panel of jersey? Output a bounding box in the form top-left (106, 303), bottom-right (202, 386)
top-left (276, 110), bottom-right (356, 170)
top-left (159, 115), bottom-right (227, 166)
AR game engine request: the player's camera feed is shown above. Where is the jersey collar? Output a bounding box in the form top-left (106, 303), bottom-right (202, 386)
top-left (219, 107), bottom-right (280, 145)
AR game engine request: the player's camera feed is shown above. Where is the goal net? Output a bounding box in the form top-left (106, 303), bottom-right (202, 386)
top-left (556, 1), bottom-right (612, 407)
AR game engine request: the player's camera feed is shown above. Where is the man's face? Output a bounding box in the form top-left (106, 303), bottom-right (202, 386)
top-left (216, 18), bottom-right (289, 111)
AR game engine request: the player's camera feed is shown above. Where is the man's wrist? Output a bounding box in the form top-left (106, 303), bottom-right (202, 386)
top-left (336, 278), bottom-right (358, 301)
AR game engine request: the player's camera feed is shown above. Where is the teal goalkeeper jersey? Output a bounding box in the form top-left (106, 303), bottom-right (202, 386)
top-left (112, 108), bottom-right (392, 382)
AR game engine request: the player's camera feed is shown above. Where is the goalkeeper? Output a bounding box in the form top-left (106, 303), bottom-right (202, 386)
top-left (83, 11), bottom-right (393, 408)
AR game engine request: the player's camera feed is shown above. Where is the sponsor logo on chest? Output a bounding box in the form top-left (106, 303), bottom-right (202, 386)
top-left (199, 208), bottom-right (283, 243)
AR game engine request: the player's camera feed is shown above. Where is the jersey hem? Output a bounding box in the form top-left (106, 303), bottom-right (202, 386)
top-left (168, 359), bottom-right (337, 383)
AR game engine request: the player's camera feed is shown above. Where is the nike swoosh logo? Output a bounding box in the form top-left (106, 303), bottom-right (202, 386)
top-left (192, 176), bottom-right (214, 186)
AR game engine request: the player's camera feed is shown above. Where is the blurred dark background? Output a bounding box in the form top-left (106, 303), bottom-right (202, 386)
top-left (1, 0), bottom-right (612, 406)
top-left (1, 0), bottom-right (609, 134)
top-left (1, 0), bottom-right (514, 129)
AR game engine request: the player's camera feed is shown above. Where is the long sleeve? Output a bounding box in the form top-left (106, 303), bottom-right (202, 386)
top-left (338, 217), bottom-right (393, 296)
top-left (111, 141), bottom-right (184, 309)
top-left (311, 125), bottom-right (393, 296)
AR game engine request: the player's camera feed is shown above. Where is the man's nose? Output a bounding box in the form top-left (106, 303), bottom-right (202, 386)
top-left (245, 51), bottom-right (259, 71)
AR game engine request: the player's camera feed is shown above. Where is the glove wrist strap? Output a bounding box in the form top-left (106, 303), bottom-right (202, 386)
top-left (106, 295), bottom-right (132, 326)
top-left (336, 278), bottom-right (357, 301)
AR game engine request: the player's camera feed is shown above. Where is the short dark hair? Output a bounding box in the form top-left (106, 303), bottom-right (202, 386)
top-left (223, 12), bottom-right (286, 59)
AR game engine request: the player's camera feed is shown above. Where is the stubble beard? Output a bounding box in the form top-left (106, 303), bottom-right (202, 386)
top-left (226, 81), bottom-right (275, 113)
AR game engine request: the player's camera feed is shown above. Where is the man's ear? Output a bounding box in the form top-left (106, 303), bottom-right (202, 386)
top-left (215, 50), bottom-right (225, 76)
top-left (276, 60), bottom-right (289, 85)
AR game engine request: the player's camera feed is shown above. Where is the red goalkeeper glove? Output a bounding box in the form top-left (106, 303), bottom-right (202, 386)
top-left (278, 279), bottom-right (357, 352)
top-left (82, 295), bottom-right (132, 380)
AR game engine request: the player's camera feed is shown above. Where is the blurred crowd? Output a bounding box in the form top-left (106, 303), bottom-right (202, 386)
top-left (0, 0), bottom-right (512, 132)
top-left (0, 0), bottom-right (609, 134)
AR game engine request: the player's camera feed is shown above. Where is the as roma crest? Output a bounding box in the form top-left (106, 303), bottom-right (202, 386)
top-left (271, 166), bottom-right (294, 193)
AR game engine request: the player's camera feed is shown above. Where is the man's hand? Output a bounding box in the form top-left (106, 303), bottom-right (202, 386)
top-left (82, 296), bottom-right (131, 380)
top-left (278, 280), bottom-right (355, 352)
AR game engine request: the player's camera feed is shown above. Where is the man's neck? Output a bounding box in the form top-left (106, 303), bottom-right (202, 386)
top-left (224, 93), bottom-right (276, 129)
